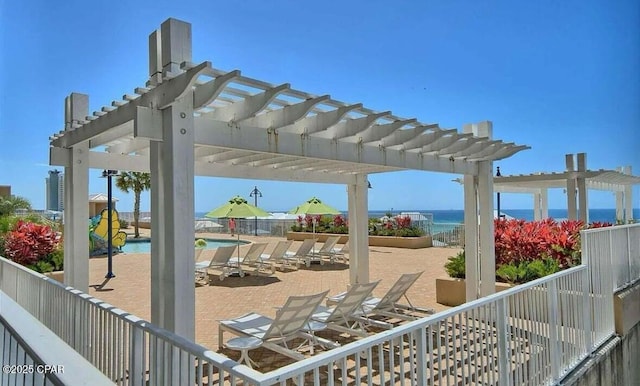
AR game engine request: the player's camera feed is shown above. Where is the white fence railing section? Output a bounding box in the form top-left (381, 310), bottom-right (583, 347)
top-left (1, 223), bottom-right (638, 385)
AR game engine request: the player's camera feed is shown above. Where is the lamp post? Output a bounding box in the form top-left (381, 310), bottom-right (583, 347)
top-left (496, 166), bottom-right (502, 220)
top-left (101, 169), bottom-right (118, 278)
top-left (249, 186), bottom-right (262, 236)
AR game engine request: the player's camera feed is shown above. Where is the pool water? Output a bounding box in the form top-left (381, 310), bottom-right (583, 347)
top-left (120, 239), bottom-right (248, 254)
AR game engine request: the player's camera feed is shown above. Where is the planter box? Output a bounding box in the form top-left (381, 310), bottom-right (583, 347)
top-left (286, 232), bottom-right (432, 249)
top-left (44, 271), bottom-right (64, 283)
top-left (436, 277), bottom-right (512, 306)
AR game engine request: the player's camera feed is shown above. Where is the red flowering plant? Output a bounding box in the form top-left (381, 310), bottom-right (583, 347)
top-left (450, 218), bottom-right (613, 284)
top-left (3, 220), bottom-right (63, 273)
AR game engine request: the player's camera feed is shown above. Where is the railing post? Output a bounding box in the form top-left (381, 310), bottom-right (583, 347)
top-left (496, 298), bottom-right (510, 386)
top-left (129, 325), bottom-right (145, 386)
top-left (415, 327), bottom-right (427, 385)
top-left (547, 280), bottom-right (561, 382)
top-left (581, 266), bottom-right (593, 354)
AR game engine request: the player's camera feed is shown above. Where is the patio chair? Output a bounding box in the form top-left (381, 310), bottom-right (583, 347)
top-left (259, 240), bottom-right (294, 271)
top-left (328, 272), bottom-right (433, 326)
top-left (308, 236), bottom-right (341, 264)
top-left (330, 240), bottom-right (349, 263)
top-left (195, 245), bottom-right (237, 282)
top-left (283, 239), bottom-right (317, 268)
top-left (218, 290), bottom-right (330, 362)
top-left (310, 280), bottom-right (380, 339)
top-left (229, 242), bottom-right (270, 275)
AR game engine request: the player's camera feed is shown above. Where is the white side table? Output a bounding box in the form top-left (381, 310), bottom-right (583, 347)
top-left (225, 336), bottom-right (263, 369)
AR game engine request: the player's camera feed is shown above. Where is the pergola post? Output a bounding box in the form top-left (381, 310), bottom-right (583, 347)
top-left (541, 189), bottom-right (549, 219)
top-left (615, 167), bottom-right (624, 222)
top-left (62, 93), bottom-right (90, 292)
top-left (478, 160), bottom-right (496, 296)
top-left (347, 174), bottom-right (369, 284)
top-left (576, 153), bottom-right (588, 223)
top-left (147, 18), bottom-right (196, 339)
top-left (565, 154), bottom-right (578, 220)
top-left (533, 190), bottom-right (542, 220)
top-left (463, 121), bottom-right (496, 298)
top-left (463, 174), bottom-right (479, 301)
top-left (623, 166), bottom-right (633, 223)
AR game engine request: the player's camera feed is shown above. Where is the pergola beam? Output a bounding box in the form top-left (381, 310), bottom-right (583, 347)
top-left (194, 118), bottom-right (480, 174)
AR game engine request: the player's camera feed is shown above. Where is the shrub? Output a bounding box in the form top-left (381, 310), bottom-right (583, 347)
top-left (3, 220), bottom-right (62, 273)
top-left (119, 219), bottom-right (130, 229)
top-left (195, 239), bottom-right (207, 248)
top-left (444, 251), bottom-right (466, 278)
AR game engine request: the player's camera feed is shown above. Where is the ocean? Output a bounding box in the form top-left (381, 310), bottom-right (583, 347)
top-left (197, 208), bottom-right (639, 224)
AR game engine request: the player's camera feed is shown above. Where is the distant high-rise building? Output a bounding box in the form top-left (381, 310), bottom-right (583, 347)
top-left (0, 185), bottom-right (10, 198)
top-left (45, 170), bottom-right (64, 211)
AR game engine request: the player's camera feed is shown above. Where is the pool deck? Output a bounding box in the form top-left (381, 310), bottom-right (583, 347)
top-left (87, 230), bottom-right (460, 367)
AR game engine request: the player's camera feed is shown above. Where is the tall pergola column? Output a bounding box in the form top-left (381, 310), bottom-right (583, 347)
top-left (147, 19), bottom-right (196, 339)
top-left (463, 174), bottom-right (479, 301)
top-left (623, 166), bottom-right (633, 223)
top-left (576, 153), bottom-right (588, 223)
top-left (348, 174), bottom-right (369, 284)
top-left (463, 121), bottom-right (496, 299)
top-left (478, 160), bottom-right (496, 296)
top-left (62, 93), bottom-right (90, 292)
top-left (565, 154), bottom-right (578, 220)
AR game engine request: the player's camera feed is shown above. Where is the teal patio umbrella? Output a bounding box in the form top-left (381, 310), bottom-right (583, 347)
top-left (288, 197), bottom-right (341, 252)
top-left (205, 196), bottom-right (270, 261)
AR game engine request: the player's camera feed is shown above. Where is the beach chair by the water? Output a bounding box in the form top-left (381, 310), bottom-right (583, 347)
top-left (195, 245), bottom-right (236, 282)
top-left (218, 290), bottom-right (330, 364)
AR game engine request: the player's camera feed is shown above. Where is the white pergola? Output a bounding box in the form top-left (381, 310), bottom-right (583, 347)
top-left (495, 153), bottom-right (638, 223)
top-left (49, 18), bottom-right (528, 339)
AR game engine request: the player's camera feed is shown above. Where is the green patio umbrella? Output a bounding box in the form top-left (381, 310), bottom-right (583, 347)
top-left (205, 196), bottom-right (270, 262)
top-left (288, 197), bottom-right (341, 252)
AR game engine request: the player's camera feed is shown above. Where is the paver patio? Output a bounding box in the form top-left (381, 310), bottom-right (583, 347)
top-left (87, 232), bottom-right (459, 367)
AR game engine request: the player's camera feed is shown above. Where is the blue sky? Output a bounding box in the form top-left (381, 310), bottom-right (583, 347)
top-left (1, 1), bottom-right (638, 213)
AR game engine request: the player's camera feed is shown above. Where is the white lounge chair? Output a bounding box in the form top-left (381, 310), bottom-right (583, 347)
top-left (310, 280), bottom-right (380, 338)
top-left (308, 236), bottom-right (341, 264)
top-left (283, 239), bottom-right (316, 267)
top-left (195, 245), bottom-right (237, 282)
top-left (218, 290), bottom-right (330, 363)
top-left (229, 242), bottom-right (269, 275)
top-left (328, 272), bottom-right (433, 326)
top-left (260, 240), bottom-right (294, 271)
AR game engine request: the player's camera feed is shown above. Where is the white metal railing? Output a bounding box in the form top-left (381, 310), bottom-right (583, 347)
top-left (2, 223), bottom-right (632, 385)
top-left (0, 256), bottom-right (262, 386)
top-left (581, 223), bottom-right (640, 292)
top-left (0, 291), bottom-right (114, 385)
top-left (1, 256), bottom-right (596, 386)
top-left (430, 223), bottom-right (464, 247)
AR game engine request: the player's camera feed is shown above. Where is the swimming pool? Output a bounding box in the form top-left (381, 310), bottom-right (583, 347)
top-left (120, 238), bottom-right (248, 254)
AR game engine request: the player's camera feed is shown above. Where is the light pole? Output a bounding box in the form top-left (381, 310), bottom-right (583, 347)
top-left (496, 166), bottom-right (502, 220)
top-left (102, 169), bottom-right (118, 278)
top-left (249, 186), bottom-right (262, 236)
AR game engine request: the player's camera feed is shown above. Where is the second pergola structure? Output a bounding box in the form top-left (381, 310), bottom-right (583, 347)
top-left (49, 18), bottom-right (528, 339)
top-left (495, 153), bottom-right (638, 224)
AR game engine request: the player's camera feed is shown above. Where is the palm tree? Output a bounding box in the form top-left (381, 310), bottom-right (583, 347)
top-left (115, 172), bottom-right (151, 238)
top-left (0, 195), bottom-right (32, 217)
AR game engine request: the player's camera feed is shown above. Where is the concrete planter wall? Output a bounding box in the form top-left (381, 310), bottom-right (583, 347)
top-left (44, 271), bottom-right (64, 283)
top-left (286, 232), bottom-right (432, 249)
top-left (435, 277), bottom-right (512, 306)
